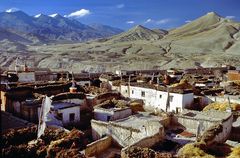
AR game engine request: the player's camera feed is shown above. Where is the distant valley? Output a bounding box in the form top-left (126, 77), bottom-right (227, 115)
top-left (0, 11), bottom-right (240, 72)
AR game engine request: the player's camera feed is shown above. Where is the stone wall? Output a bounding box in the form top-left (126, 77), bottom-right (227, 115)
top-left (91, 120), bottom-right (109, 140)
top-left (109, 122), bottom-right (142, 147)
top-left (207, 95), bottom-right (240, 104)
top-left (174, 116), bottom-right (216, 134)
top-left (174, 114), bottom-right (233, 143)
top-left (213, 115), bottom-right (233, 143)
top-left (84, 136), bottom-right (112, 157)
top-left (121, 132), bottom-right (165, 158)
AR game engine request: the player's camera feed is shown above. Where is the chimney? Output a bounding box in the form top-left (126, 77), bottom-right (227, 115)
top-left (69, 80), bottom-right (77, 93)
top-left (24, 62), bottom-right (28, 72)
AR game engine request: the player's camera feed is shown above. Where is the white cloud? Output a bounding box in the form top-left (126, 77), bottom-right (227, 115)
top-left (126, 21), bottom-right (135, 24)
top-left (225, 16), bottom-right (235, 19)
top-left (145, 18), bottom-right (153, 24)
top-left (185, 20), bottom-right (192, 23)
top-left (117, 4), bottom-right (125, 9)
top-left (5, 8), bottom-right (19, 13)
top-left (156, 19), bottom-right (171, 24)
top-left (65, 9), bottom-right (91, 18)
top-left (143, 18), bottom-right (172, 25)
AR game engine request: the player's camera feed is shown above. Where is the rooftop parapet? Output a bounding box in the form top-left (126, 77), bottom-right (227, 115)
top-left (121, 82), bottom-right (193, 94)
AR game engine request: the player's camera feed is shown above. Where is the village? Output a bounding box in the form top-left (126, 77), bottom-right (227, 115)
top-left (1, 63), bottom-right (240, 158)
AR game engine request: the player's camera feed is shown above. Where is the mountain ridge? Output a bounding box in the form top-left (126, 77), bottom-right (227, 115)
top-left (107, 25), bottom-right (167, 42)
top-left (0, 10), bottom-right (124, 44)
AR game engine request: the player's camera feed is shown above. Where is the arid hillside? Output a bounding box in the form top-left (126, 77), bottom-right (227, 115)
top-left (1, 12), bottom-right (240, 72)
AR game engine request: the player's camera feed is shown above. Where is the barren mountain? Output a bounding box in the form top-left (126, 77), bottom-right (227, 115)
top-left (0, 12), bottom-right (239, 72)
top-left (108, 25), bottom-right (165, 42)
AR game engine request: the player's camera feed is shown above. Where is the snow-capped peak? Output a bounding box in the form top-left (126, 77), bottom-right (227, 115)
top-left (49, 13), bottom-right (59, 18)
top-left (34, 14), bottom-right (42, 18)
top-left (5, 8), bottom-right (19, 13)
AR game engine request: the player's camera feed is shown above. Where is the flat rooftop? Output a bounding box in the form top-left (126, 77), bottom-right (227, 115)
top-left (52, 102), bottom-right (79, 110)
top-left (112, 113), bottom-right (163, 130)
top-left (178, 110), bottom-right (232, 122)
top-left (94, 99), bottom-right (129, 112)
top-left (121, 82), bottom-right (193, 94)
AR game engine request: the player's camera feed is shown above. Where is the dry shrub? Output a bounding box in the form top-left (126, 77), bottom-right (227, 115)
top-left (97, 98), bottom-right (128, 109)
top-left (46, 129), bottom-right (86, 158)
top-left (178, 143), bottom-right (215, 158)
top-left (233, 80), bottom-right (240, 86)
top-left (129, 102), bottom-right (145, 113)
top-left (124, 146), bottom-right (173, 158)
top-left (2, 126), bottom-right (37, 148)
top-left (227, 146), bottom-right (240, 158)
top-left (203, 102), bottom-right (240, 111)
top-left (55, 149), bottom-right (86, 158)
top-left (170, 79), bottom-right (193, 89)
top-left (1, 127), bottom-right (86, 158)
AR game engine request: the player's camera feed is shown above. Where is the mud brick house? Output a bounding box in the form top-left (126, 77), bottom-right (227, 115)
top-left (91, 113), bottom-right (167, 147)
top-left (93, 99), bottom-right (132, 122)
top-left (50, 92), bottom-right (89, 127)
top-left (0, 82), bottom-right (85, 122)
top-left (174, 109), bottom-right (233, 143)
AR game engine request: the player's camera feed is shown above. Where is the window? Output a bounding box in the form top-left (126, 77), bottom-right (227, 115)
top-left (159, 94), bottom-right (162, 98)
top-left (57, 113), bottom-right (63, 121)
top-left (107, 116), bottom-right (111, 121)
top-left (125, 90), bottom-right (128, 93)
top-left (132, 90), bottom-right (134, 94)
top-left (69, 113), bottom-right (75, 122)
top-left (141, 91), bottom-right (145, 97)
top-left (169, 96), bottom-right (174, 102)
top-left (176, 107), bottom-right (181, 113)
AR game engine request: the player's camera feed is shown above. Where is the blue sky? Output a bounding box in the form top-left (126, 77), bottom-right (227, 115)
top-left (1, 0), bottom-right (240, 30)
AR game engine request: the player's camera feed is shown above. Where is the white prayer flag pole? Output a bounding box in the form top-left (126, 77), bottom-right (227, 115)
top-left (37, 96), bottom-right (52, 139)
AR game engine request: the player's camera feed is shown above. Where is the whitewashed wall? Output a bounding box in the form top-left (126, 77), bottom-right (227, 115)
top-left (18, 72), bottom-right (36, 82)
top-left (58, 106), bottom-right (80, 125)
top-left (181, 93), bottom-right (194, 109)
top-left (94, 108), bottom-right (132, 122)
top-left (120, 85), bottom-right (129, 98)
top-left (122, 85), bottom-right (194, 112)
